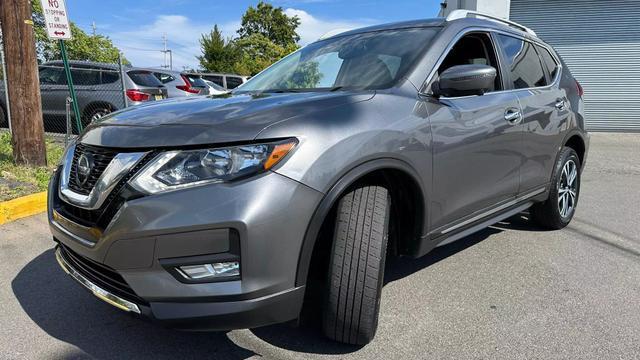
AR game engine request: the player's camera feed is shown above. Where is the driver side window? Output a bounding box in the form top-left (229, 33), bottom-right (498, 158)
top-left (436, 32), bottom-right (503, 92)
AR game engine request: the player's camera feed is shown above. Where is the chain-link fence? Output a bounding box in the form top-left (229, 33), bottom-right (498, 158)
top-left (0, 55), bottom-right (146, 138)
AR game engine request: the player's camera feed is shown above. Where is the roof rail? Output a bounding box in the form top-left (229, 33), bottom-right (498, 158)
top-left (446, 10), bottom-right (537, 36)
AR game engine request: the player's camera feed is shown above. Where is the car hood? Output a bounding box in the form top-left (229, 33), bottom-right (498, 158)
top-left (79, 91), bottom-right (375, 148)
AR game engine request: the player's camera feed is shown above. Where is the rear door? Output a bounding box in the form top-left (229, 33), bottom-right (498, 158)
top-left (495, 34), bottom-right (570, 192)
top-left (38, 65), bottom-right (67, 131)
top-left (426, 32), bottom-right (524, 232)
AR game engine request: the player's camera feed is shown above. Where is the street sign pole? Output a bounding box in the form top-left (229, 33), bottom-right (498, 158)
top-left (58, 39), bottom-right (82, 132)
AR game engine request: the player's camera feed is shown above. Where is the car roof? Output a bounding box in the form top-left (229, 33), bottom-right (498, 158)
top-left (42, 60), bottom-right (122, 70)
top-left (318, 16), bottom-right (543, 44)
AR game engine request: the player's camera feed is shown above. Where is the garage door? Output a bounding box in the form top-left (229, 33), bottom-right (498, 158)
top-left (510, 0), bottom-right (640, 131)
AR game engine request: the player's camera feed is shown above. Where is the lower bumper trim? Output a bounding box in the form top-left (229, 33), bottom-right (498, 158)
top-left (55, 247), bottom-right (141, 314)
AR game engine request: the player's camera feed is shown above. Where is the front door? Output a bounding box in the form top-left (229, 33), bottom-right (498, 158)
top-left (424, 32), bottom-right (524, 232)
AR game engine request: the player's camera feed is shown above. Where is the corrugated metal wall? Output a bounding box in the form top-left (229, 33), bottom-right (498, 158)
top-left (510, 0), bottom-right (640, 131)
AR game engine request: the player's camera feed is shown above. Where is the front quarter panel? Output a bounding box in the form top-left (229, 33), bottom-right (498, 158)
top-left (256, 89), bottom-right (432, 229)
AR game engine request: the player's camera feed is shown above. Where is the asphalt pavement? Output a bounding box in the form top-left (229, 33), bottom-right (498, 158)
top-left (1, 133), bottom-right (639, 359)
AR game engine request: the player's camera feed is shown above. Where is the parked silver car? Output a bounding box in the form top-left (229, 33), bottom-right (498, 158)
top-left (148, 69), bottom-right (209, 98)
top-left (0, 61), bottom-right (168, 133)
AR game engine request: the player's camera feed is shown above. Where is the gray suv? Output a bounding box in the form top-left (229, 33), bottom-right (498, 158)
top-left (1, 61), bottom-right (168, 133)
top-left (48, 12), bottom-right (589, 345)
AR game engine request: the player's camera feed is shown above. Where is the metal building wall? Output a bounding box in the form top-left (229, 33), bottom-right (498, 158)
top-left (511, 0), bottom-right (640, 131)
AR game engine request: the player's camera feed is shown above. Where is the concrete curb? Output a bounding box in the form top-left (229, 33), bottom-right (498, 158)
top-left (0, 192), bottom-right (47, 225)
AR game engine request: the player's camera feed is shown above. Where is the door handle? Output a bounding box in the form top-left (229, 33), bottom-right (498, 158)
top-left (555, 99), bottom-right (566, 110)
top-left (504, 108), bottom-right (522, 125)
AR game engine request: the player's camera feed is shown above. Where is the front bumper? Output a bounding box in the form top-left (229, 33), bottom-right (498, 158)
top-left (48, 167), bottom-right (323, 330)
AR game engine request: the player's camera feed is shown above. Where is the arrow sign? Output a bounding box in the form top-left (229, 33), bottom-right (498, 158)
top-left (40, 0), bottom-right (73, 40)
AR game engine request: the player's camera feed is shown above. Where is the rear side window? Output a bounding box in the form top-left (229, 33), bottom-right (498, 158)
top-left (226, 76), bottom-right (244, 89)
top-left (203, 75), bottom-right (224, 86)
top-left (496, 34), bottom-right (546, 89)
top-left (128, 71), bottom-right (162, 87)
top-left (183, 74), bottom-right (207, 87)
top-left (71, 68), bottom-right (101, 86)
top-left (101, 70), bottom-right (120, 84)
top-left (536, 45), bottom-right (559, 82)
top-left (154, 72), bottom-right (175, 84)
top-left (39, 66), bottom-right (64, 85)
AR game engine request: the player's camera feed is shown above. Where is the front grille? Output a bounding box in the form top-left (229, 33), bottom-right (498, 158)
top-left (68, 143), bottom-right (119, 195)
top-left (55, 148), bottom-right (156, 230)
top-left (57, 242), bottom-right (148, 306)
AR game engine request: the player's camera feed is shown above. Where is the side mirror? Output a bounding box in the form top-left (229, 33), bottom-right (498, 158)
top-left (432, 64), bottom-right (497, 98)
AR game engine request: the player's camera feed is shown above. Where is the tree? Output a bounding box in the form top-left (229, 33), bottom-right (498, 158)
top-left (29, 0), bottom-right (128, 64)
top-left (197, 25), bottom-right (239, 73)
top-left (199, 2), bottom-right (301, 76)
top-left (232, 33), bottom-right (297, 76)
top-left (237, 1), bottom-right (300, 48)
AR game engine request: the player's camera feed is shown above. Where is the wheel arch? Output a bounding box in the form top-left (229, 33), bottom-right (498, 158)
top-left (295, 158), bottom-right (427, 287)
top-left (563, 132), bottom-right (586, 168)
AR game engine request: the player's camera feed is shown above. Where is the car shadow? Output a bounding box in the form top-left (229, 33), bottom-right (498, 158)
top-left (11, 213), bottom-right (540, 358)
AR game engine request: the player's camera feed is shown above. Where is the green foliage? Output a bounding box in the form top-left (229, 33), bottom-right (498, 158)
top-left (277, 61), bottom-right (323, 89)
top-left (233, 34), bottom-right (298, 76)
top-left (199, 1), bottom-right (301, 76)
top-left (237, 1), bottom-right (300, 48)
top-left (0, 131), bottom-right (64, 201)
top-left (197, 25), bottom-right (240, 74)
top-left (29, 0), bottom-right (128, 64)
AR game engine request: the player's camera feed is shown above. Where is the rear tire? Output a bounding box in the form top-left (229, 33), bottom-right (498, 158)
top-left (531, 147), bottom-right (581, 229)
top-left (322, 185), bottom-right (390, 345)
top-left (0, 105), bottom-right (6, 128)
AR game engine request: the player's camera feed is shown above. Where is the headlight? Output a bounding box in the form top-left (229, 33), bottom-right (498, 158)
top-left (130, 139), bottom-right (297, 194)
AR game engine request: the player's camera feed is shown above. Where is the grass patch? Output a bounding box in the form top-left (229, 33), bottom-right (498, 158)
top-left (0, 131), bottom-right (64, 201)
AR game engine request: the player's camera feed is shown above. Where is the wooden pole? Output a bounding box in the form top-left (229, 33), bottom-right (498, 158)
top-left (0, 0), bottom-right (47, 166)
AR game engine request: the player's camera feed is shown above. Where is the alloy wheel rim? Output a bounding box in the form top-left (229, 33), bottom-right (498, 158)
top-left (91, 110), bottom-right (109, 122)
top-left (558, 159), bottom-right (578, 218)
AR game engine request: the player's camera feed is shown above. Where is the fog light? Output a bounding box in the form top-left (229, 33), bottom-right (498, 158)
top-left (177, 262), bottom-right (240, 280)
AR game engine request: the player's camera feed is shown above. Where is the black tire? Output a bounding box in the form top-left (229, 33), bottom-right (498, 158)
top-left (86, 107), bottom-right (111, 124)
top-left (531, 147), bottom-right (581, 229)
top-left (0, 105), bottom-right (7, 128)
top-left (323, 185), bottom-right (390, 345)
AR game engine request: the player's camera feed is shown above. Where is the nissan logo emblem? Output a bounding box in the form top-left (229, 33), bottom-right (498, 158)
top-left (75, 153), bottom-right (94, 186)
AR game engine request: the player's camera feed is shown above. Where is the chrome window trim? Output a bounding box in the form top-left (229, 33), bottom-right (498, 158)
top-left (419, 26), bottom-right (562, 99)
top-left (59, 142), bottom-right (147, 210)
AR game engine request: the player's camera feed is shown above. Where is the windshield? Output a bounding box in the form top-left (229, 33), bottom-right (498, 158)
top-left (236, 27), bottom-right (438, 93)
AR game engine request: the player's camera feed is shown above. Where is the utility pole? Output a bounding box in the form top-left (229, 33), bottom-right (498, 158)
top-left (91, 21), bottom-right (96, 35)
top-left (0, 0), bottom-right (47, 165)
top-left (162, 33), bottom-right (167, 68)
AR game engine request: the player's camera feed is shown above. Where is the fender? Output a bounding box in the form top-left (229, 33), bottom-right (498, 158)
top-left (556, 128), bottom-right (589, 173)
top-left (295, 157), bottom-right (426, 286)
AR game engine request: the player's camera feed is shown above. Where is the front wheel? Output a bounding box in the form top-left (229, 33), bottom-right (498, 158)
top-left (531, 147), bottom-right (581, 229)
top-left (323, 185), bottom-right (390, 345)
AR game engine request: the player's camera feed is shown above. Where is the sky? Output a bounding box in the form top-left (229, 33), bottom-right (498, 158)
top-left (64, 0), bottom-right (442, 70)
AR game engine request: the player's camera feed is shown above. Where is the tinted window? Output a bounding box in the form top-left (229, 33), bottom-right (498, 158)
top-left (183, 74), bottom-right (208, 88)
top-left (72, 68), bottom-right (101, 86)
top-left (226, 76), bottom-right (244, 89)
top-left (154, 72), bottom-right (175, 84)
top-left (497, 34), bottom-right (546, 89)
top-left (202, 75), bottom-right (224, 86)
top-left (101, 70), bottom-right (120, 84)
top-left (536, 45), bottom-right (559, 82)
top-left (128, 70), bottom-right (162, 87)
top-left (39, 66), bottom-right (64, 85)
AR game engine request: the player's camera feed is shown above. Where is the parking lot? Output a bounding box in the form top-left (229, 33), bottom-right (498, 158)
top-left (1, 133), bottom-right (639, 359)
